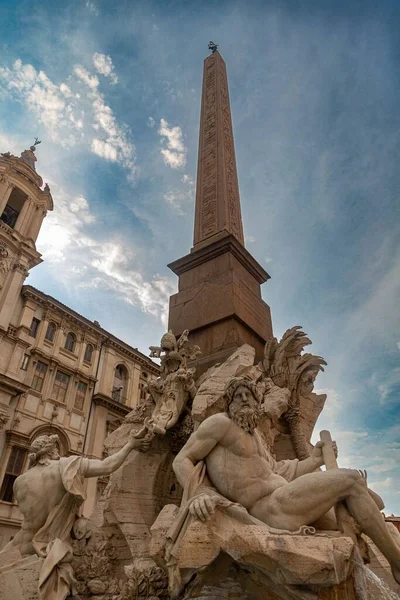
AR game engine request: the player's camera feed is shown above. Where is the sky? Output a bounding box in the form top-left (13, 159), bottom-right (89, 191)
top-left (0, 0), bottom-right (399, 512)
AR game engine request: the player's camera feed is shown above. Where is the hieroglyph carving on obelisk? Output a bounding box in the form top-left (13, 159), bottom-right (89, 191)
top-left (194, 50), bottom-right (244, 247)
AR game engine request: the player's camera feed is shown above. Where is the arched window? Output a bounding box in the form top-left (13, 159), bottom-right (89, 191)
top-left (44, 322), bottom-right (57, 342)
top-left (112, 364), bottom-right (128, 403)
top-left (64, 332), bottom-right (76, 353)
top-left (83, 343), bottom-right (93, 363)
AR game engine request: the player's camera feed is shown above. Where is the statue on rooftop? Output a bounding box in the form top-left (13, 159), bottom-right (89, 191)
top-left (0, 431), bottom-right (151, 600)
top-left (208, 41), bottom-right (218, 54)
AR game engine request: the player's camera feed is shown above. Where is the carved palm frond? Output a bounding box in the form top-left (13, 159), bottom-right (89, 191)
top-left (262, 336), bottom-right (278, 375)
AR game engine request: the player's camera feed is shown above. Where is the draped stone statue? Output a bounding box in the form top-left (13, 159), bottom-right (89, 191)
top-left (0, 431), bottom-right (151, 600)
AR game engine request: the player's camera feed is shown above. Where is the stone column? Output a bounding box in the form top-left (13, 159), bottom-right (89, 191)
top-left (36, 312), bottom-right (50, 347)
top-left (0, 263), bottom-right (29, 330)
top-left (82, 402), bottom-right (108, 517)
top-left (14, 197), bottom-right (33, 234)
top-left (41, 360), bottom-right (56, 400)
top-left (97, 346), bottom-right (115, 397)
top-left (6, 342), bottom-right (26, 377)
top-left (0, 181), bottom-right (14, 216)
top-left (28, 207), bottom-right (46, 242)
top-left (51, 323), bottom-right (65, 358)
top-left (129, 364), bottom-right (141, 409)
top-left (77, 334), bottom-right (87, 369)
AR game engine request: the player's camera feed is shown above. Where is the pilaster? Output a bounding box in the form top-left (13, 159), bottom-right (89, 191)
top-left (0, 263), bottom-right (29, 331)
top-left (28, 206), bottom-right (46, 242)
top-left (14, 197), bottom-right (33, 234)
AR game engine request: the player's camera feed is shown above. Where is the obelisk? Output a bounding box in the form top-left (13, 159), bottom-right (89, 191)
top-left (168, 45), bottom-right (273, 373)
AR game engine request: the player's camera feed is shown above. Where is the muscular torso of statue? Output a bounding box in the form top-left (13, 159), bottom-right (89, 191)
top-left (206, 414), bottom-right (287, 510)
top-left (14, 462), bottom-right (68, 554)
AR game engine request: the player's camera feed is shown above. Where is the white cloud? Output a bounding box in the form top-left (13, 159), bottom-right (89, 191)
top-left (0, 62), bottom-right (74, 142)
top-left (88, 243), bottom-right (175, 326)
top-left (245, 235), bottom-right (256, 243)
top-left (90, 92), bottom-right (136, 178)
top-left (164, 172), bottom-right (195, 214)
top-left (60, 83), bottom-right (72, 97)
top-left (91, 138), bottom-right (118, 161)
top-left (147, 116), bottom-right (155, 128)
top-left (181, 173), bottom-right (194, 185)
top-left (85, 0), bottom-right (99, 14)
top-left (74, 65), bottom-right (99, 89)
top-left (92, 53), bottom-right (118, 85)
top-left (0, 58), bottom-right (137, 180)
top-left (164, 191), bottom-right (185, 215)
top-left (37, 179), bottom-right (174, 325)
top-left (37, 182), bottom-right (96, 263)
top-left (158, 118), bottom-right (186, 169)
top-left (376, 367), bottom-right (400, 405)
top-left (163, 81), bottom-right (183, 101)
top-left (69, 195), bottom-right (95, 224)
top-left (396, 342), bottom-right (400, 351)
top-left (314, 387), bottom-right (342, 424)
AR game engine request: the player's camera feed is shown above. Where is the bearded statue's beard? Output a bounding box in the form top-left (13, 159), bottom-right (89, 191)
top-left (229, 405), bottom-right (260, 434)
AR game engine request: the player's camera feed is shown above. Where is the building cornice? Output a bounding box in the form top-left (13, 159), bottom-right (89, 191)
top-left (5, 429), bottom-right (30, 448)
top-left (168, 232), bottom-right (270, 285)
top-left (0, 373), bottom-right (30, 396)
top-left (22, 285), bottom-right (160, 374)
top-left (0, 154), bottom-right (43, 191)
top-left (93, 393), bottom-right (131, 417)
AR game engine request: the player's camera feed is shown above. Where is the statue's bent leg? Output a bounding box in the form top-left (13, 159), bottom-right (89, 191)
top-left (250, 469), bottom-right (359, 530)
top-left (250, 469), bottom-right (400, 583)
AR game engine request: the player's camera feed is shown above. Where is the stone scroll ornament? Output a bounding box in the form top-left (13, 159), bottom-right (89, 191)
top-left (259, 326), bottom-right (327, 460)
top-left (126, 330), bottom-right (200, 448)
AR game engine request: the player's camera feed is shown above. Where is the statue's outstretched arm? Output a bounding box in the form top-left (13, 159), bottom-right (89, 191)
top-left (85, 431), bottom-right (151, 478)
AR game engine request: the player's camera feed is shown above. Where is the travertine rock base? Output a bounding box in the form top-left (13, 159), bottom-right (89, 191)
top-left (101, 429), bottom-right (182, 563)
top-left (150, 504), bottom-right (355, 590)
top-left (0, 555), bottom-right (42, 600)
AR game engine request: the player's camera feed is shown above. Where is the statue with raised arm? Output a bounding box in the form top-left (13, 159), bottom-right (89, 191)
top-left (0, 431), bottom-right (151, 600)
top-left (172, 376), bottom-right (400, 587)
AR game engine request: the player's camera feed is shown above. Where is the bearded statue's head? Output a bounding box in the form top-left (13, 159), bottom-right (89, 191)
top-left (224, 377), bottom-right (262, 434)
top-left (28, 434), bottom-right (60, 466)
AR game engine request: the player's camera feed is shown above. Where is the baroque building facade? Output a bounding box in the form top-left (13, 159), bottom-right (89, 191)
top-left (0, 145), bottom-right (158, 548)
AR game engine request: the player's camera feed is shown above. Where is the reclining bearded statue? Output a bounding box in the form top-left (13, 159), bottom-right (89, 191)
top-left (0, 430), bottom-right (151, 600)
top-left (172, 376), bottom-right (400, 586)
